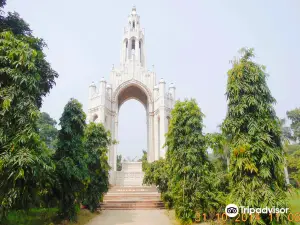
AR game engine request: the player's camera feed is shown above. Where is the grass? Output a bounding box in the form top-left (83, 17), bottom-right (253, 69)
top-left (6, 208), bottom-right (59, 225)
top-left (5, 208), bottom-right (99, 225)
top-left (289, 189), bottom-right (300, 213)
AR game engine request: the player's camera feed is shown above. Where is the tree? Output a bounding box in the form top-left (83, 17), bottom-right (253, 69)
top-left (207, 132), bottom-right (231, 172)
top-left (0, 10), bottom-right (58, 109)
top-left (37, 112), bottom-right (58, 150)
top-left (0, 3), bottom-right (58, 222)
top-left (287, 108), bottom-right (300, 143)
top-left (280, 118), bottom-right (294, 141)
top-left (222, 48), bottom-right (288, 224)
top-left (207, 133), bottom-right (231, 198)
top-left (165, 99), bottom-right (222, 224)
top-left (83, 122), bottom-right (111, 212)
top-left (287, 148), bottom-right (300, 187)
top-left (54, 99), bottom-right (88, 221)
top-left (138, 150), bottom-right (148, 171)
top-left (0, 0), bottom-right (6, 8)
top-left (117, 155), bottom-right (122, 171)
top-left (279, 118), bottom-right (293, 185)
top-left (0, 31), bottom-right (56, 221)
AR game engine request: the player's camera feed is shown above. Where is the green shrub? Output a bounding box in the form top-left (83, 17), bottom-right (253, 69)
top-left (82, 123), bottom-right (111, 212)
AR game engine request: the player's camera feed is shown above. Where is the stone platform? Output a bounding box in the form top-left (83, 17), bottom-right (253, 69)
top-left (114, 162), bottom-right (144, 186)
top-left (100, 186), bottom-right (164, 210)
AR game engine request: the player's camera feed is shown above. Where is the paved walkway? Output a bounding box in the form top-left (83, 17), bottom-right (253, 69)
top-left (86, 210), bottom-right (173, 225)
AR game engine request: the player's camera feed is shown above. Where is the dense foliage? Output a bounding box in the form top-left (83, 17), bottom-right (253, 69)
top-left (37, 112), bottom-right (58, 150)
top-left (222, 48), bottom-right (288, 224)
top-left (143, 158), bottom-right (173, 208)
top-left (0, 2), bottom-right (58, 220)
top-left (287, 147), bottom-right (300, 187)
top-left (287, 108), bottom-right (300, 143)
top-left (83, 122), bottom-right (111, 212)
top-left (207, 132), bottom-right (231, 172)
top-left (53, 99), bottom-right (89, 221)
top-left (165, 99), bottom-right (223, 224)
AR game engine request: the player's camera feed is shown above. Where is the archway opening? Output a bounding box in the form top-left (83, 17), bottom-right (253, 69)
top-left (118, 100), bottom-right (147, 163)
top-left (116, 84), bottom-right (149, 170)
top-left (118, 85), bottom-right (148, 109)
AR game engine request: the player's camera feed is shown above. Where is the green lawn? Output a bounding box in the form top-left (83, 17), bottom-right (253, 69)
top-left (289, 189), bottom-right (300, 212)
top-left (6, 208), bottom-right (98, 225)
top-left (6, 208), bottom-right (59, 225)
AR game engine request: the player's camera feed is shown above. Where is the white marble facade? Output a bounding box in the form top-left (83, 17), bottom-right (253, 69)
top-left (88, 6), bottom-right (176, 185)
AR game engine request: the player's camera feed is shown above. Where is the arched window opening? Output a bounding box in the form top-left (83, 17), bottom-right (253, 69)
top-left (92, 114), bottom-right (98, 122)
top-left (139, 40), bottom-right (142, 64)
top-left (133, 21), bottom-right (135, 28)
top-left (105, 115), bottom-right (108, 126)
top-left (124, 39), bottom-right (128, 61)
top-left (132, 39), bottom-right (135, 50)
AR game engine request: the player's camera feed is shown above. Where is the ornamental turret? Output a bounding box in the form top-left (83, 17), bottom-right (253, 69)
top-left (121, 6), bottom-right (145, 67)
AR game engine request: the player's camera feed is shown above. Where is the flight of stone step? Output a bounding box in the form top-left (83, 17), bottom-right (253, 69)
top-left (100, 186), bottom-right (165, 210)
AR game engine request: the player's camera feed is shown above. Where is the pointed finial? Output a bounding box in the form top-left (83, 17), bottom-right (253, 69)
top-left (112, 64), bottom-right (114, 69)
top-left (131, 5), bottom-right (137, 15)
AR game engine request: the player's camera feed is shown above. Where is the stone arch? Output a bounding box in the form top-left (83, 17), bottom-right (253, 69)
top-left (113, 80), bottom-right (153, 108)
top-left (111, 80), bottom-right (154, 174)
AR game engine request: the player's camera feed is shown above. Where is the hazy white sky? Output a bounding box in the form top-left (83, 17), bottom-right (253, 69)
top-left (4, 0), bottom-right (300, 159)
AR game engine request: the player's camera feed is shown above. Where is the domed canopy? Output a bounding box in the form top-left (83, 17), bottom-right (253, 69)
top-left (159, 78), bottom-right (165, 83)
top-left (169, 83), bottom-right (175, 88)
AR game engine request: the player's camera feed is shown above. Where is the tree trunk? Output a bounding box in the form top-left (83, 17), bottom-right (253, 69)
top-left (284, 158), bottom-right (290, 185)
top-left (226, 157), bottom-right (230, 172)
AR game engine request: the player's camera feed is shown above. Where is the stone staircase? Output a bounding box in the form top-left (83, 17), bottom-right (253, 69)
top-left (100, 186), bottom-right (165, 210)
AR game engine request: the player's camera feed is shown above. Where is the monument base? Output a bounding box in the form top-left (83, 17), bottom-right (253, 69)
top-left (110, 162), bottom-right (144, 186)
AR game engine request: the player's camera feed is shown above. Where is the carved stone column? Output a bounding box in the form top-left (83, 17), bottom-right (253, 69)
top-left (148, 112), bottom-right (154, 162)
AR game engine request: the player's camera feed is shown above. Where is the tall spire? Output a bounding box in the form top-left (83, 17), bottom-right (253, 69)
top-left (120, 6), bottom-right (145, 67)
top-left (131, 5), bottom-right (137, 14)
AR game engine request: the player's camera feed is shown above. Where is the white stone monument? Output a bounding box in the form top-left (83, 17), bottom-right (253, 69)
top-left (87, 6), bottom-right (176, 186)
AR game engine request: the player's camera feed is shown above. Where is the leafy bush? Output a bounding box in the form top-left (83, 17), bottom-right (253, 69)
top-left (53, 99), bottom-right (89, 221)
top-left (82, 122), bottom-right (111, 212)
top-left (143, 158), bottom-right (173, 208)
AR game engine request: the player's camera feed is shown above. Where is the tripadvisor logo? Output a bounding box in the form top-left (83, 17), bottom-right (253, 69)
top-left (225, 204), bottom-right (239, 217)
top-left (225, 204), bottom-right (290, 217)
